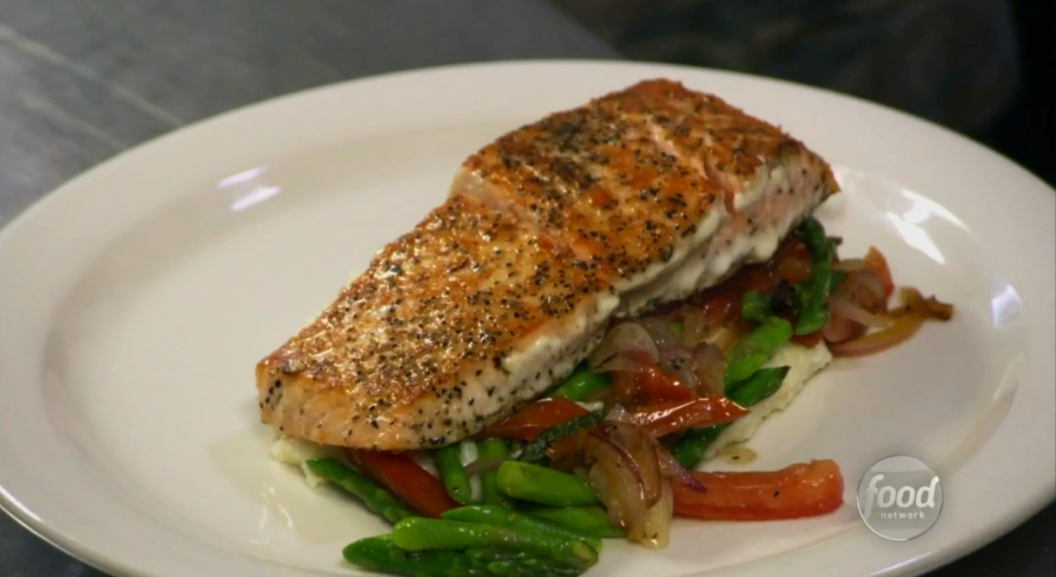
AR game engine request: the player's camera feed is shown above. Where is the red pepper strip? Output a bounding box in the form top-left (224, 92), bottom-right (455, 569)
top-left (625, 398), bottom-right (750, 438)
top-left (634, 362), bottom-right (697, 403)
top-left (485, 397), bottom-right (590, 441)
top-left (348, 449), bottom-right (457, 518)
top-left (671, 459), bottom-right (844, 521)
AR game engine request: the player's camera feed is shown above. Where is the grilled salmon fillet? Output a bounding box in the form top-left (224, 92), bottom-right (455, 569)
top-left (256, 79), bottom-right (838, 450)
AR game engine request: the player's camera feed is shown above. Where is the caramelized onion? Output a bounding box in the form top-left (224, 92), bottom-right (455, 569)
top-left (830, 297), bottom-right (891, 329)
top-left (586, 424), bottom-right (662, 504)
top-left (834, 258), bottom-right (867, 272)
top-left (691, 342), bottom-right (726, 397)
top-left (895, 287), bottom-right (955, 320)
top-left (640, 318), bottom-right (696, 381)
top-left (585, 423), bottom-right (674, 549)
top-left (657, 448), bottom-right (707, 492)
top-left (845, 270), bottom-right (886, 303)
top-left (822, 313), bottom-right (867, 344)
top-left (590, 322), bottom-right (659, 373)
top-left (828, 314), bottom-right (925, 357)
top-left (638, 480), bottom-right (673, 550)
top-left (682, 309), bottom-right (710, 346)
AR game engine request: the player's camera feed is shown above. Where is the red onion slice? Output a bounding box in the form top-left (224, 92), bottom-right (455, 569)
top-left (830, 297), bottom-right (891, 328)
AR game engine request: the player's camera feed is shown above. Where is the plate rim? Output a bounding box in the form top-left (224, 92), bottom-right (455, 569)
top-left (1, 58), bottom-right (1053, 577)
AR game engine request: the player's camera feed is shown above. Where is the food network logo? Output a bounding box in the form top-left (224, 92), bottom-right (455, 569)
top-left (856, 456), bottom-right (943, 541)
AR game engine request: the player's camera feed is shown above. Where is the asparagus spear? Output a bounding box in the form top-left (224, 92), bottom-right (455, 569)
top-left (487, 558), bottom-right (584, 577)
top-left (478, 438), bottom-right (515, 508)
top-left (726, 366), bottom-right (790, 405)
top-left (343, 535), bottom-right (474, 577)
top-left (793, 217), bottom-right (837, 335)
top-left (724, 317), bottom-right (793, 387)
top-left (496, 461), bottom-right (597, 507)
top-left (343, 536), bottom-right (588, 577)
top-left (391, 518), bottom-right (598, 568)
top-left (468, 549), bottom-right (586, 577)
top-left (671, 366), bottom-right (790, 470)
top-left (518, 411), bottom-right (603, 464)
top-left (520, 506), bottom-right (625, 539)
top-left (547, 368), bottom-right (611, 402)
top-left (740, 290), bottom-right (773, 323)
top-left (442, 505), bottom-right (602, 551)
top-left (304, 458), bottom-right (415, 524)
top-left (435, 445), bottom-right (472, 504)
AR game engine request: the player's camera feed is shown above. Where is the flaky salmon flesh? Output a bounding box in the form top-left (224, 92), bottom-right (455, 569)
top-left (256, 79), bottom-right (838, 451)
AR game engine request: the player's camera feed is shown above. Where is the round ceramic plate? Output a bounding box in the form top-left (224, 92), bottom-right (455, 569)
top-left (0, 61), bottom-right (1053, 577)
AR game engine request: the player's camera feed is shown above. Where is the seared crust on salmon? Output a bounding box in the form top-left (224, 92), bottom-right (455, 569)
top-left (257, 79), bottom-right (838, 450)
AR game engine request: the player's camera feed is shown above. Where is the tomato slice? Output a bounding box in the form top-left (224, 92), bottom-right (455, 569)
top-left (485, 397), bottom-right (590, 441)
top-left (348, 449), bottom-right (457, 518)
top-left (671, 459), bottom-right (844, 521)
top-left (626, 398), bottom-right (749, 438)
top-left (863, 247), bottom-right (895, 298)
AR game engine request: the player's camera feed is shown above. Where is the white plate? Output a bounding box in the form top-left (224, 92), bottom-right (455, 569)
top-left (0, 61), bottom-right (1053, 577)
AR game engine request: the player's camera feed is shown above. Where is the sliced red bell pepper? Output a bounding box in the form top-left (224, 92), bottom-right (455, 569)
top-left (863, 247), bottom-right (895, 299)
top-left (634, 362), bottom-right (697, 403)
top-left (348, 449), bottom-right (457, 518)
top-left (609, 355), bottom-right (695, 406)
top-left (671, 459), bottom-right (844, 521)
top-left (626, 398), bottom-right (749, 438)
top-left (485, 397), bottom-right (590, 441)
